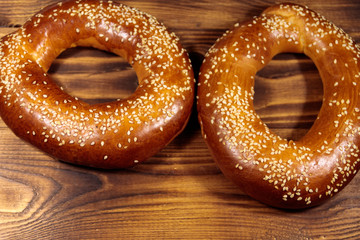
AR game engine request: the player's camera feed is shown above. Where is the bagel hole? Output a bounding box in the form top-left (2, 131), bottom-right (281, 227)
top-left (253, 53), bottom-right (323, 141)
top-left (48, 47), bottom-right (138, 104)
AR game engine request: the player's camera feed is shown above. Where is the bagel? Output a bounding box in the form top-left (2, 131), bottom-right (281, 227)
top-left (0, 0), bottom-right (194, 169)
top-left (197, 3), bottom-right (360, 208)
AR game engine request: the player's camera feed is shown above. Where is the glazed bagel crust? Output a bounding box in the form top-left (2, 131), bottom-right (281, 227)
top-left (197, 3), bottom-right (360, 208)
top-left (0, 0), bottom-right (194, 168)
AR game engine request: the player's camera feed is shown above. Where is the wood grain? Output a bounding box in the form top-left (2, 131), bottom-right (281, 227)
top-left (1, 0), bottom-right (360, 239)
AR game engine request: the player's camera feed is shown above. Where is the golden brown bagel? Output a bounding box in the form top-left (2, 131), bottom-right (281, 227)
top-left (0, 0), bottom-right (194, 169)
top-left (197, 3), bottom-right (360, 208)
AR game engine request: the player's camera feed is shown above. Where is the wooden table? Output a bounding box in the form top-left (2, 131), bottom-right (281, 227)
top-left (1, 0), bottom-right (359, 239)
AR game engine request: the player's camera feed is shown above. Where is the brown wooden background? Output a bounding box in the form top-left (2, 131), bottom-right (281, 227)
top-left (1, 0), bottom-right (360, 239)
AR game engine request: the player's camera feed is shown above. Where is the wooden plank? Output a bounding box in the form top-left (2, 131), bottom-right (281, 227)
top-left (1, 0), bottom-right (360, 239)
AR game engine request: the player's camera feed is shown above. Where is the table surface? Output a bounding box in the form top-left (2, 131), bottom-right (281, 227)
top-left (1, 0), bottom-right (360, 239)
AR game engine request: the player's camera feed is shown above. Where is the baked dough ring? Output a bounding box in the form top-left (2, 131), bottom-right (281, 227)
top-left (0, 0), bottom-right (194, 169)
top-left (197, 3), bottom-right (360, 208)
